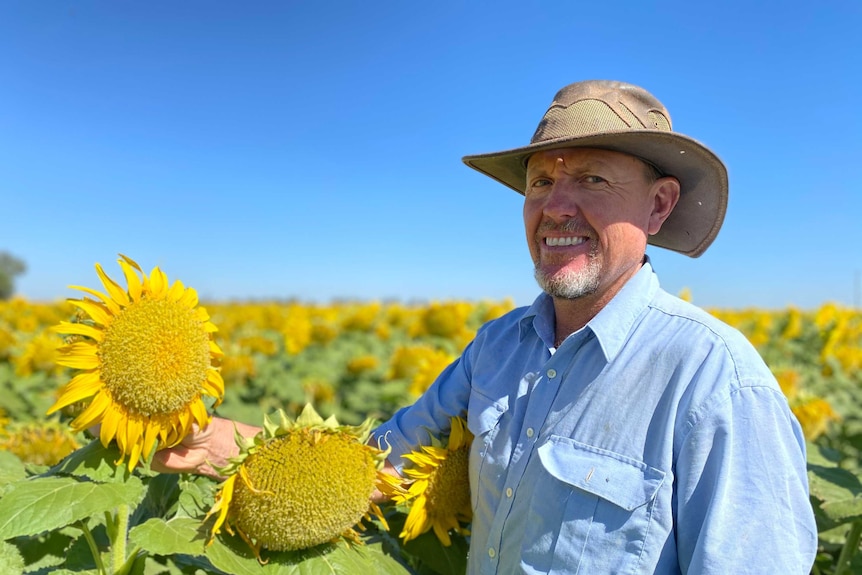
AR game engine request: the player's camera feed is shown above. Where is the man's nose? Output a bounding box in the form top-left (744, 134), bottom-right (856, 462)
top-left (543, 181), bottom-right (579, 221)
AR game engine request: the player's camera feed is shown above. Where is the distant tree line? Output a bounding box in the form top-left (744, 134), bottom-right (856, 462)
top-left (0, 251), bottom-right (26, 300)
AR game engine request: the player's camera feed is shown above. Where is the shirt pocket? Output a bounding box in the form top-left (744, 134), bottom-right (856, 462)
top-left (467, 389), bottom-right (508, 509)
top-left (526, 436), bottom-right (665, 574)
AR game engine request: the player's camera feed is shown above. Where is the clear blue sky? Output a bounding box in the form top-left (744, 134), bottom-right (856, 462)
top-left (2, 1), bottom-right (860, 309)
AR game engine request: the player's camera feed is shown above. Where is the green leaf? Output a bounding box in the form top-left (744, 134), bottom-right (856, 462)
top-left (0, 540), bottom-right (24, 575)
top-left (809, 462), bottom-right (862, 523)
top-left (0, 451), bottom-right (26, 489)
top-left (0, 476), bottom-right (145, 539)
top-left (204, 530), bottom-right (410, 574)
top-left (47, 440), bottom-right (132, 483)
top-left (129, 517), bottom-right (208, 557)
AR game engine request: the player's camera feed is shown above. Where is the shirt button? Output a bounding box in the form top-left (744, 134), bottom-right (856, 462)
top-left (526, 427), bottom-right (535, 438)
top-left (506, 487), bottom-right (513, 498)
top-left (547, 368), bottom-right (557, 378)
top-left (488, 548), bottom-right (496, 559)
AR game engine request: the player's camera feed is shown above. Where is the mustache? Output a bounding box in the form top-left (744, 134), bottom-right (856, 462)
top-left (537, 217), bottom-right (596, 237)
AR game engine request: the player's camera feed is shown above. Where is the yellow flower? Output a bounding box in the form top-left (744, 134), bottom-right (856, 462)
top-left (207, 405), bottom-right (389, 560)
top-left (13, 331), bottom-right (64, 376)
top-left (793, 397), bottom-right (840, 441)
top-left (46, 255), bottom-right (224, 471)
top-left (0, 420), bottom-right (81, 466)
top-left (347, 355), bottom-right (380, 376)
top-left (409, 349), bottom-right (455, 397)
top-left (381, 416), bottom-right (473, 546)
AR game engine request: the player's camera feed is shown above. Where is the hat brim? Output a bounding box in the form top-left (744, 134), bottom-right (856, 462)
top-left (462, 130), bottom-right (728, 257)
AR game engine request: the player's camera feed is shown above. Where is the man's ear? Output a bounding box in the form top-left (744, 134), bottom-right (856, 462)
top-left (648, 177), bottom-right (681, 235)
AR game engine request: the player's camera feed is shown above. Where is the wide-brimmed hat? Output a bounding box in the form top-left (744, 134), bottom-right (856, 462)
top-left (462, 80), bottom-right (728, 257)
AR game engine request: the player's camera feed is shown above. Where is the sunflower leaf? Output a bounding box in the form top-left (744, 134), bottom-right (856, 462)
top-left (46, 440), bottom-right (131, 483)
top-left (204, 530), bottom-right (411, 574)
top-left (0, 540), bottom-right (25, 574)
top-left (128, 517), bottom-right (208, 557)
top-left (0, 476), bottom-right (145, 539)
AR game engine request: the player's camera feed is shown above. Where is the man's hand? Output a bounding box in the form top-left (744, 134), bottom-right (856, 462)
top-left (150, 416), bottom-right (261, 479)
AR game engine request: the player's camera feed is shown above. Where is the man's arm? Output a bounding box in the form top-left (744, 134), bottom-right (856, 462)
top-left (675, 385), bottom-right (817, 573)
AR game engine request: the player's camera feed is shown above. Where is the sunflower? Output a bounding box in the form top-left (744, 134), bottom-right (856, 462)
top-left (207, 404), bottom-right (389, 561)
top-left (0, 420), bottom-right (81, 466)
top-left (46, 254), bottom-right (224, 471)
top-left (380, 416), bottom-right (473, 546)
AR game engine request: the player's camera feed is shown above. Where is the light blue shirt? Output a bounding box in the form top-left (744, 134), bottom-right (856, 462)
top-left (375, 261), bottom-right (817, 574)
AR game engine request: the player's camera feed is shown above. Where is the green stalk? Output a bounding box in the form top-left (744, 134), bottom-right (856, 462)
top-left (835, 519), bottom-right (862, 575)
top-left (79, 520), bottom-right (107, 575)
top-left (111, 503), bottom-right (130, 573)
top-left (115, 545), bottom-right (143, 575)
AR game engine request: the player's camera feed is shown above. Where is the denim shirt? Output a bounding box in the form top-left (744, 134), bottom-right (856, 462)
top-left (374, 262), bottom-right (817, 574)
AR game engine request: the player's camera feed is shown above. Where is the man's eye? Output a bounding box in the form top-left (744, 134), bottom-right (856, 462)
top-left (583, 175), bottom-right (606, 184)
top-left (530, 178), bottom-right (551, 188)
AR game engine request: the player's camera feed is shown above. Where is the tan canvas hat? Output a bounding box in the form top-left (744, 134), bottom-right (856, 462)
top-left (462, 80), bottom-right (728, 257)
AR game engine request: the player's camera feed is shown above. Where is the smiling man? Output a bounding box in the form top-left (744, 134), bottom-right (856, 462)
top-left (372, 80), bottom-right (817, 573)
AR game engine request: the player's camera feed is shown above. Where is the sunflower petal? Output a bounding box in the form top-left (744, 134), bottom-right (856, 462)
top-left (95, 263), bottom-right (130, 307)
top-left (52, 321), bottom-right (104, 342)
top-left (46, 371), bottom-right (102, 414)
top-left (101, 403), bottom-right (121, 447)
top-left (118, 259), bottom-right (143, 302)
top-left (179, 286), bottom-right (199, 308)
top-left (55, 343), bottom-right (100, 370)
top-left (119, 253), bottom-right (142, 272)
top-left (148, 267), bottom-right (168, 298)
top-left (69, 298), bottom-right (113, 326)
top-left (70, 391), bottom-right (112, 432)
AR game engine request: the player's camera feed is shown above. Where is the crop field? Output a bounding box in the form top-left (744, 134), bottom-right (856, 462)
top-left (0, 295), bottom-right (860, 574)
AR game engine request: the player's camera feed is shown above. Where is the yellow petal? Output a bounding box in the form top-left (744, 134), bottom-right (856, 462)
top-left (203, 369), bottom-right (225, 399)
top-left (206, 474), bottom-right (237, 544)
top-left (167, 279), bottom-right (185, 302)
top-left (148, 267), bottom-right (168, 298)
top-left (52, 321), bottom-right (105, 342)
top-left (449, 417), bottom-right (465, 450)
top-left (46, 371), bottom-right (102, 414)
top-left (209, 340), bottom-right (224, 358)
top-left (69, 298), bottom-right (113, 326)
top-left (119, 253), bottom-right (142, 272)
top-left (95, 263), bottom-right (130, 307)
top-left (70, 391), bottom-right (112, 432)
top-left (142, 421), bottom-right (161, 460)
top-left (179, 286), bottom-right (199, 308)
top-left (125, 415), bottom-right (144, 456)
top-left (101, 403), bottom-right (121, 447)
top-left (55, 345), bottom-right (101, 370)
top-left (118, 259), bottom-right (143, 302)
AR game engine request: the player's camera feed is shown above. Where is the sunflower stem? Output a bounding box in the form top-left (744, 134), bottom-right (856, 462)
top-left (79, 519), bottom-right (107, 575)
top-left (111, 504), bottom-right (130, 573)
top-left (115, 545), bottom-right (143, 575)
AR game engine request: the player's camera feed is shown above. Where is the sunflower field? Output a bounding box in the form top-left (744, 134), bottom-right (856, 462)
top-left (0, 263), bottom-right (860, 573)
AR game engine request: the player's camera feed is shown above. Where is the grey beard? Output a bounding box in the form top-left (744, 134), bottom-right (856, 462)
top-left (534, 256), bottom-right (601, 299)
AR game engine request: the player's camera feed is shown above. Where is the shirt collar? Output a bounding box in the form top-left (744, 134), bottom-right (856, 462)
top-left (518, 257), bottom-right (660, 360)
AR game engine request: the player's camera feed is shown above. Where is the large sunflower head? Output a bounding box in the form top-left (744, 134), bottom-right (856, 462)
top-left (380, 416), bottom-right (473, 546)
top-left (46, 254), bottom-right (224, 471)
top-left (207, 404), bottom-right (389, 561)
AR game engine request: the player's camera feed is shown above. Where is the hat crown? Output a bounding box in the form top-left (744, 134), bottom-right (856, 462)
top-left (531, 80), bottom-right (673, 145)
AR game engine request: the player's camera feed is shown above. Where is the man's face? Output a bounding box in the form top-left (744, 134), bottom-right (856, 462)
top-left (524, 148), bottom-right (679, 301)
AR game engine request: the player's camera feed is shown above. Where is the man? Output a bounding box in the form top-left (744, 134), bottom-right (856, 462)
top-left (156, 80), bottom-right (817, 573)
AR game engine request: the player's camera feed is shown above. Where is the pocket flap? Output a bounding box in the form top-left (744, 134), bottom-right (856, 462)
top-left (537, 436), bottom-right (665, 511)
top-left (467, 390), bottom-right (508, 436)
